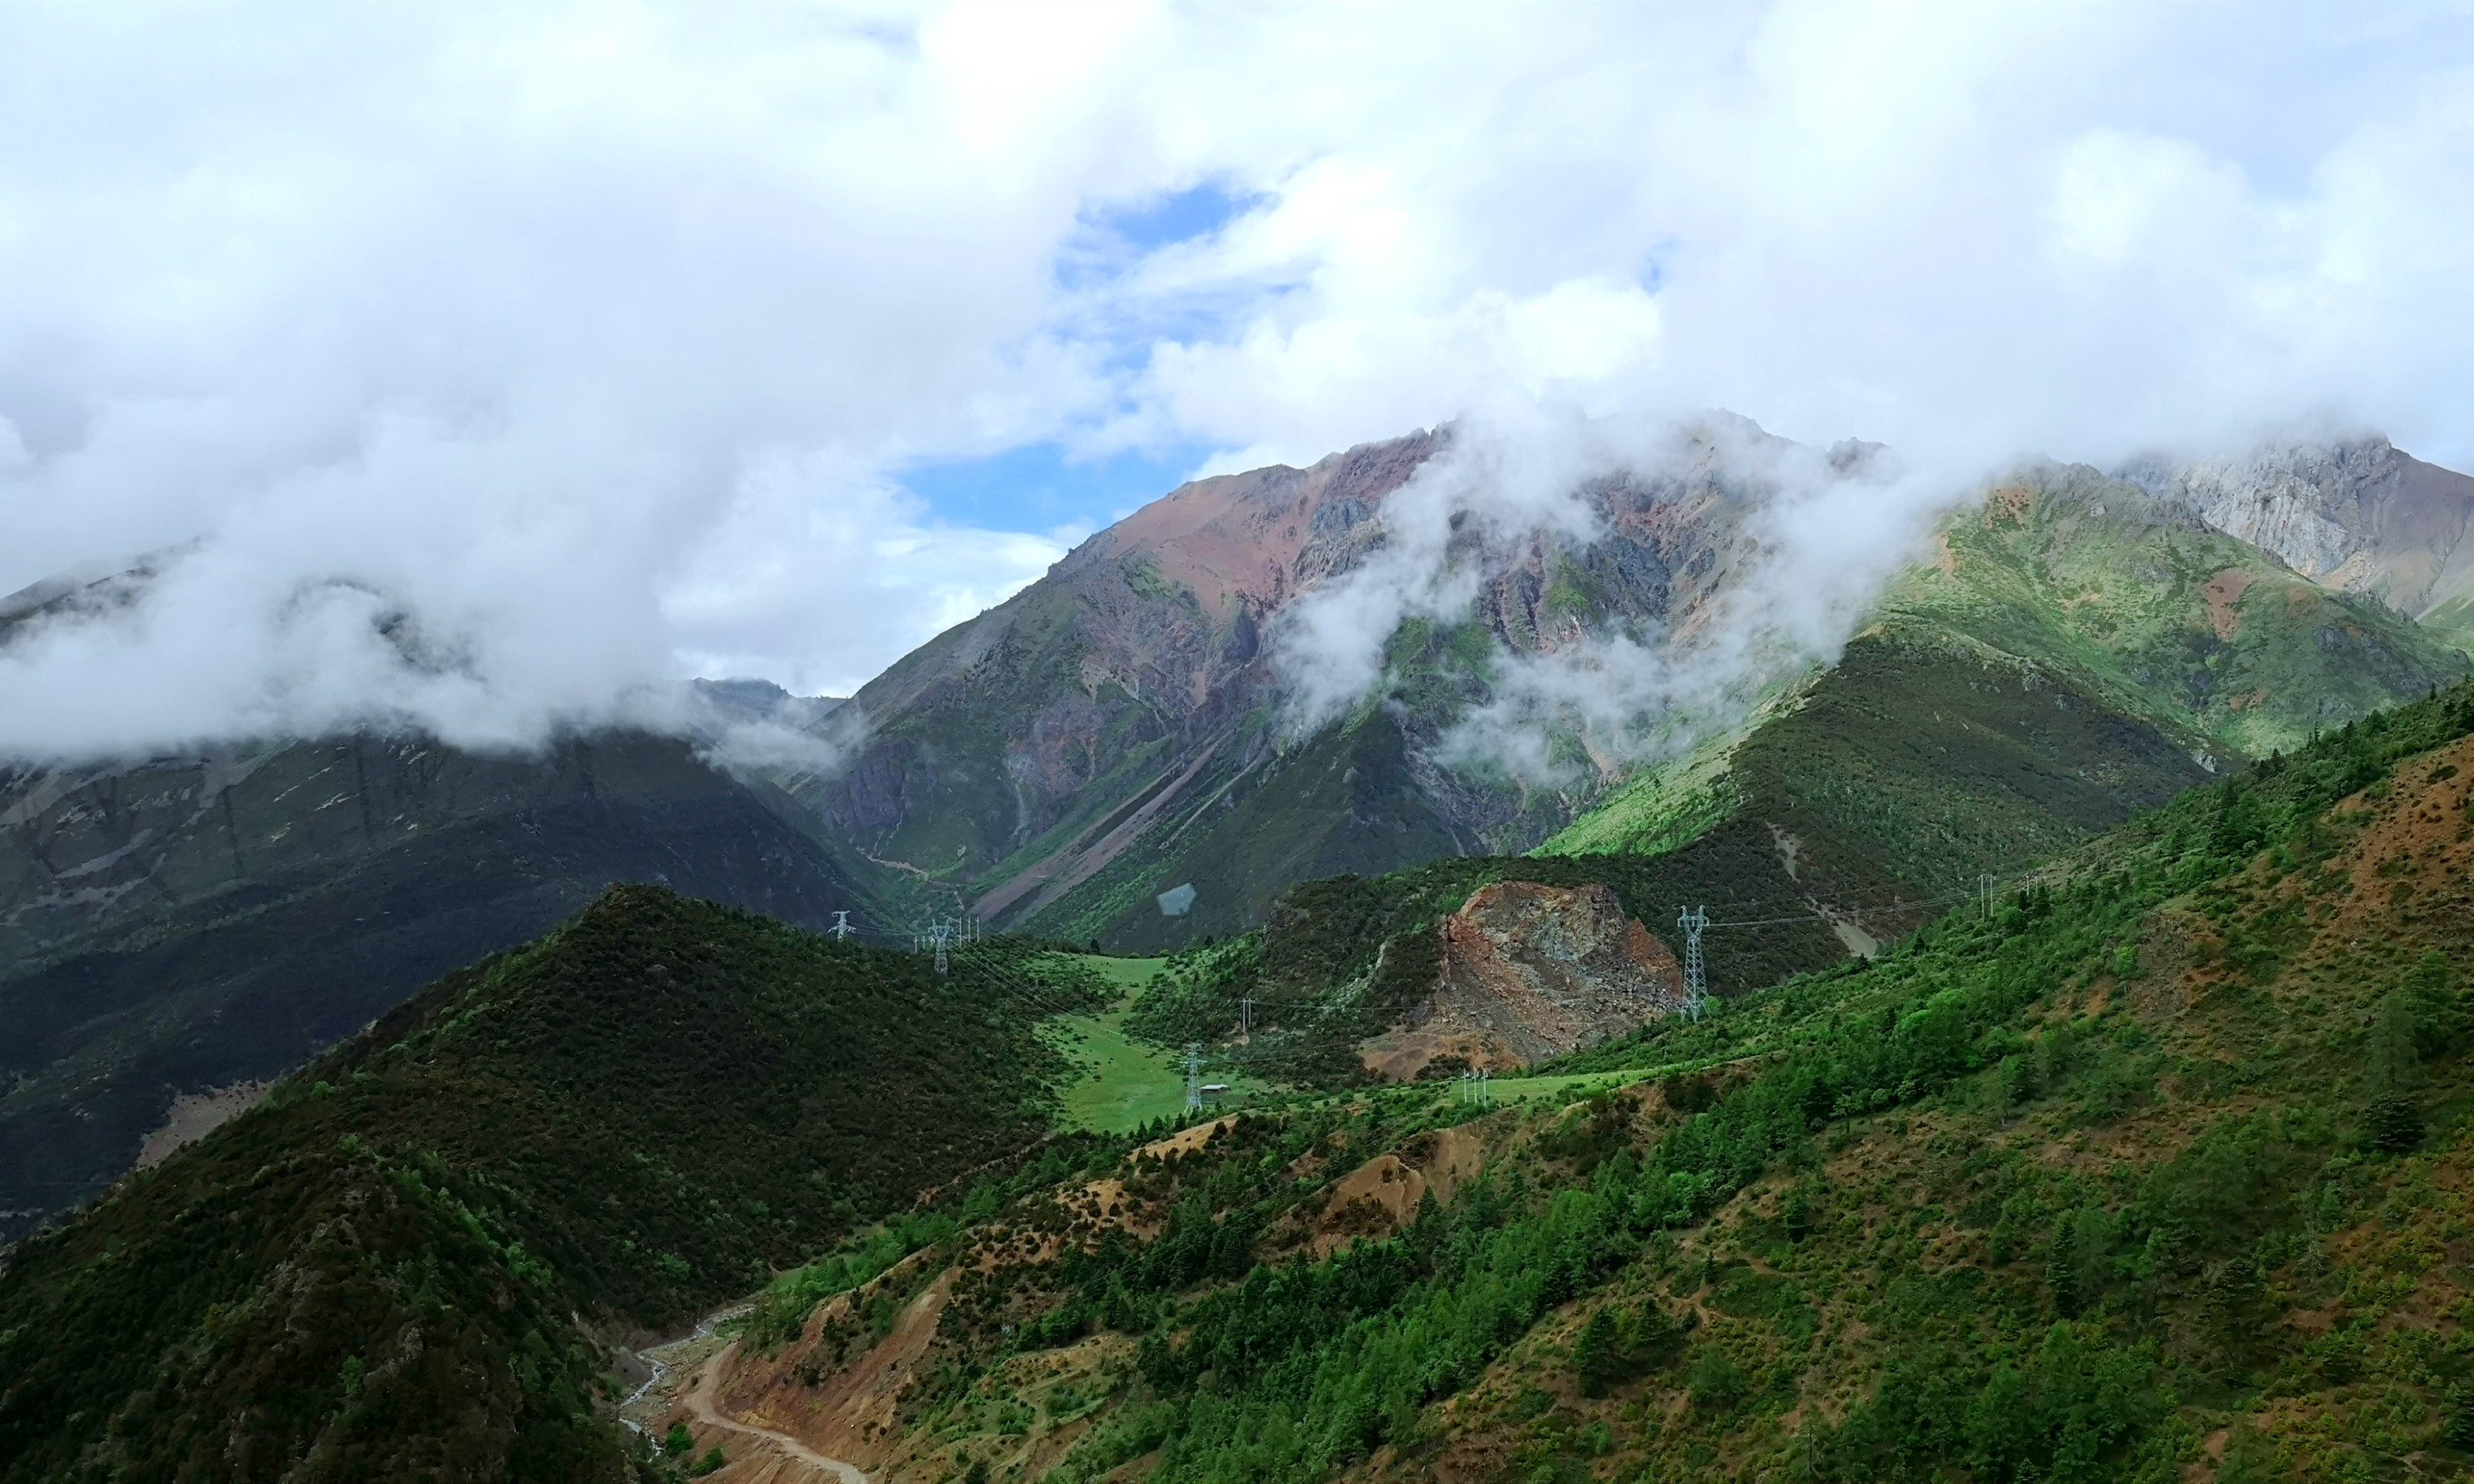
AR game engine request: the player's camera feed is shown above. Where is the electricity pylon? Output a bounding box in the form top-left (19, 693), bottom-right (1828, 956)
top-left (1676, 905), bottom-right (1711, 1021)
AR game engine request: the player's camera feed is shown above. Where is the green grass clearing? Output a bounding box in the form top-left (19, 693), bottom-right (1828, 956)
top-left (1073, 954), bottom-right (1168, 992)
top-left (1051, 957), bottom-right (1676, 1128)
top-left (1470, 1069), bottom-right (1653, 1106)
top-left (1046, 958), bottom-right (1276, 1133)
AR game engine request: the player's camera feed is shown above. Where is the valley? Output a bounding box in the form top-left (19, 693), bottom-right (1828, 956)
top-left (7, 426), bottom-right (2474, 1484)
top-left (9, 423), bottom-right (2465, 1242)
top-left (621, 680), bottom-right (2474, 1484)
top-left (9, 13), bottom-right (2469, 1483)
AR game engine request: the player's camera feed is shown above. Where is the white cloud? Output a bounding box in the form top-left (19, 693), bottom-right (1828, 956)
top-left (1, 1), bottom-right (2471, 760)
top-left (662, 456), bottom-right (1086, 698)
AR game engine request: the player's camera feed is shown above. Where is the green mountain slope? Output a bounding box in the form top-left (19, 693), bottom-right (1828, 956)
top-left (1549, 461), bottom-right (2470, 913)
top-left (683, 680), bottom-right (2474, 1484)
top-left (1116, 825), bottom-right (1847, 1084)
top-left (0, 886), bottom-right (1089, 1483)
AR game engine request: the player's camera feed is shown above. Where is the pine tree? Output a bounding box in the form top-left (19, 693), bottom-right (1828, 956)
top-left (2364, 989), bottom-right (2428, 1152)
top-left (1574, 1306), bottom-right (1621, 1396)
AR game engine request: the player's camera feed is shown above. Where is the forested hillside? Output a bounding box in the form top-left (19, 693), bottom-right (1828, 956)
top-left (0, 888), bottom-right (1098, 1483)
top-left (677, 680), bottom-right (2474, 1484)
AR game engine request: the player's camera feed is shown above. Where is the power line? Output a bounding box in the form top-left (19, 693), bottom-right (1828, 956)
top-left (815, 909), bottom-right (1105, 1022)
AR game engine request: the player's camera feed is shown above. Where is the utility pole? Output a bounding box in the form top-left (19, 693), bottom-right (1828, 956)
top-left (828, 910), bottom-right (852, 941)
top-left (1676, 905), bottom-right (1711, 1021)
top-left (1182, 1042), bottom-right (1203, 1114)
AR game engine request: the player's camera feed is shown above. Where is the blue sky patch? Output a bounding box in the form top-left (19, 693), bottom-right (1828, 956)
top-left (1099, 179), bottom-right (1265, 251)
top-left (1056, 179), bottom-right (1272, 295)
top-left (900, 439), bottom-right (1215, 531)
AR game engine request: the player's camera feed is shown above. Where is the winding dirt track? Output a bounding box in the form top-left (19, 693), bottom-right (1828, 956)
top-left (681, 1341), bottom-right (871, 1484)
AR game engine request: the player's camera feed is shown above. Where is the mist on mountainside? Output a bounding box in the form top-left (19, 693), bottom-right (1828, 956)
top-left (1265, 408), bottom-right (1943, 789)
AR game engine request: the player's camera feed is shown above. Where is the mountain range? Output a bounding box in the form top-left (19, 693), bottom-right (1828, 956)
top-left (4, 411), bottom-right (2474, 1481)
top-left (6, 417), bottom-right (2472, 1241)
top-left (11, 664), bottom-right (2474, 1482)
top-left (798, 421), bottom-right (2472, 956)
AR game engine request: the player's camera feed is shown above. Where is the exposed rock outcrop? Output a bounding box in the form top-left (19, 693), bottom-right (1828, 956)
top-left (1361, 880), bottom-right (1684, 1078)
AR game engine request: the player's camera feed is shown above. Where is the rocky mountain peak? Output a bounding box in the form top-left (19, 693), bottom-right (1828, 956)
top-left (2117, 433), bottom-right (2474, 624)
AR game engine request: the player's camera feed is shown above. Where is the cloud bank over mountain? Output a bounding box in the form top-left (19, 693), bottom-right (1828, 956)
top-left (2, 1), bottom-right (2472, 759)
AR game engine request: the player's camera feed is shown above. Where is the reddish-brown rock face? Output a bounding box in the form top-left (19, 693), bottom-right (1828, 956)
top-left (1360, 880), bottom-right (1684, 1078)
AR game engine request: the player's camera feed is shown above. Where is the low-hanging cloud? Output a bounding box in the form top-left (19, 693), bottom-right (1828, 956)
top-left (1269, 405), bottom-right (1628, 729)
top-left (1270, 406), bottom-right (1953, 786)
top-left (2, 2), bottom-right (2472, 765)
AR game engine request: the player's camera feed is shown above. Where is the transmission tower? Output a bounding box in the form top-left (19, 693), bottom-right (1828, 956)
top-left (1239, 996), bottom-right (1253, 1037)
top-left (828, 910), bottom-right (853, 941)
top-left (926, 917), bottom-right (956, 976)
top-left (1676, 904), bottom-right (1711, 1021)
top-left (1182, 1042), bottom-right (1203, 1114)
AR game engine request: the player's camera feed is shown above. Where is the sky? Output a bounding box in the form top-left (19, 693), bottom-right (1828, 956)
top-left (3, 0), bottom-right (2474, 757)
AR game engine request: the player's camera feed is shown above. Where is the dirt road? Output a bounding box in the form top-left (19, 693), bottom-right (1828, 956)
top-left (679, 1339), bottom-right (871, 1484)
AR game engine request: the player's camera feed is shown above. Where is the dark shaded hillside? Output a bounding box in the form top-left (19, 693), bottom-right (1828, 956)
top-left (0, 885), bottom-right (1067, 1483)
top-left (0, 732), bottom-right (892, 1238)
top-left (1694, 631), bottom-right (2219, 904)
top-left (1040, 712), bottom-right (1474, 956)
top-left (695, 680), bottom-right (2474, 1484)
